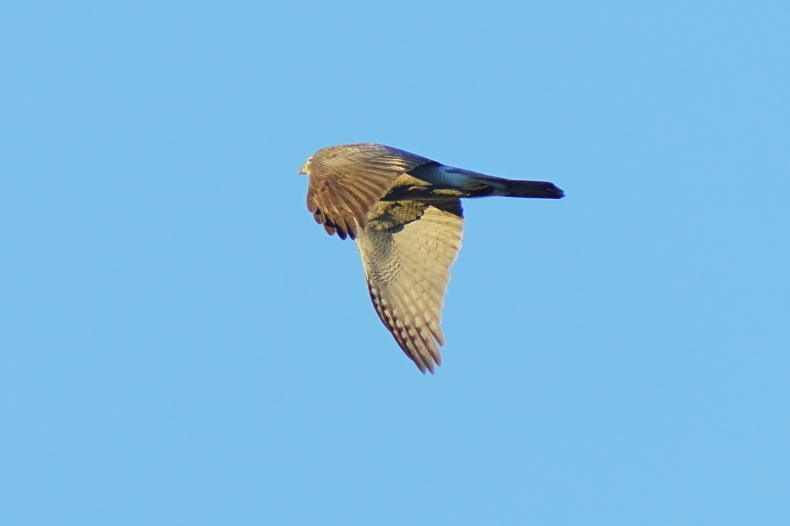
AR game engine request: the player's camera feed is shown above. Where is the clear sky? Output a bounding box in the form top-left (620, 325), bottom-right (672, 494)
top-left (1, 1), bottom-right (788, 524)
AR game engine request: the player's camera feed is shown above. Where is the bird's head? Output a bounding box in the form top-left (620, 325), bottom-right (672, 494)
top-left (298, 156), bottom-right (313, 176)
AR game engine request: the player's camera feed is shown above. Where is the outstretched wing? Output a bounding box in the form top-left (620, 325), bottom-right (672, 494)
top-left (305, 143), bottom-right (432, 240)
top-left (355, 199), bottom-right (463, 373)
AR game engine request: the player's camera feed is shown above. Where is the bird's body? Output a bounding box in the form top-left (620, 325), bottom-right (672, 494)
top-left (300, 143), bottom-right (563, 373)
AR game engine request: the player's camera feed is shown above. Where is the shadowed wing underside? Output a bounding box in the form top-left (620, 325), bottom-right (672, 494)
top-left (355, 200), bottom-right (463, 373)
top-left (304, 144), bottom-right (431, 240)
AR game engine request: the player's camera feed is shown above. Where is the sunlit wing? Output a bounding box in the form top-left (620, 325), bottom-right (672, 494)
top-left (355, 199), bottom-right (463, 373)
top-left (305, 144), bottom-right (431, 239)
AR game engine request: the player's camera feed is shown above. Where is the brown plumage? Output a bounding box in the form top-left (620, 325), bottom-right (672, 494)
top-left (300, 143), bottom-right (564, 373)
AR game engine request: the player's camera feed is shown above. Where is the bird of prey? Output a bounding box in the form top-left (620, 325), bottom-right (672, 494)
top-left (300, 143), bottom-right (564, 373)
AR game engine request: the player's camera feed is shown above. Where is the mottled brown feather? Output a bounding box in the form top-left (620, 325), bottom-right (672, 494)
top-left (303, 143), bottom-right (432, 240)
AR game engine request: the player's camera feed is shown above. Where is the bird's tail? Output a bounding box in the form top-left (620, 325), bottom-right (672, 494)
top-left (403, 164), bottom-right (565, 200)
top-left (460, 173), bottom-right (565, 199)
top-left (484, 177), bottom-right (565, 199)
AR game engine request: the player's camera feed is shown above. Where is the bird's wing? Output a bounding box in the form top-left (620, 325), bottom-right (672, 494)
top-left (306, 144), bottom-right (432, 239)
top-left (355, 199), bottom-right (463, 373)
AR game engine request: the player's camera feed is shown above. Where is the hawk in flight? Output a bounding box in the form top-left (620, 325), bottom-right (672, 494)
top-left (300, 143), bottom-right (564, 373)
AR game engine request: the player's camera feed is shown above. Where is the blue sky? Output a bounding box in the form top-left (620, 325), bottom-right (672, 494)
top-left (1, 1), bottom-right (788, 524)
